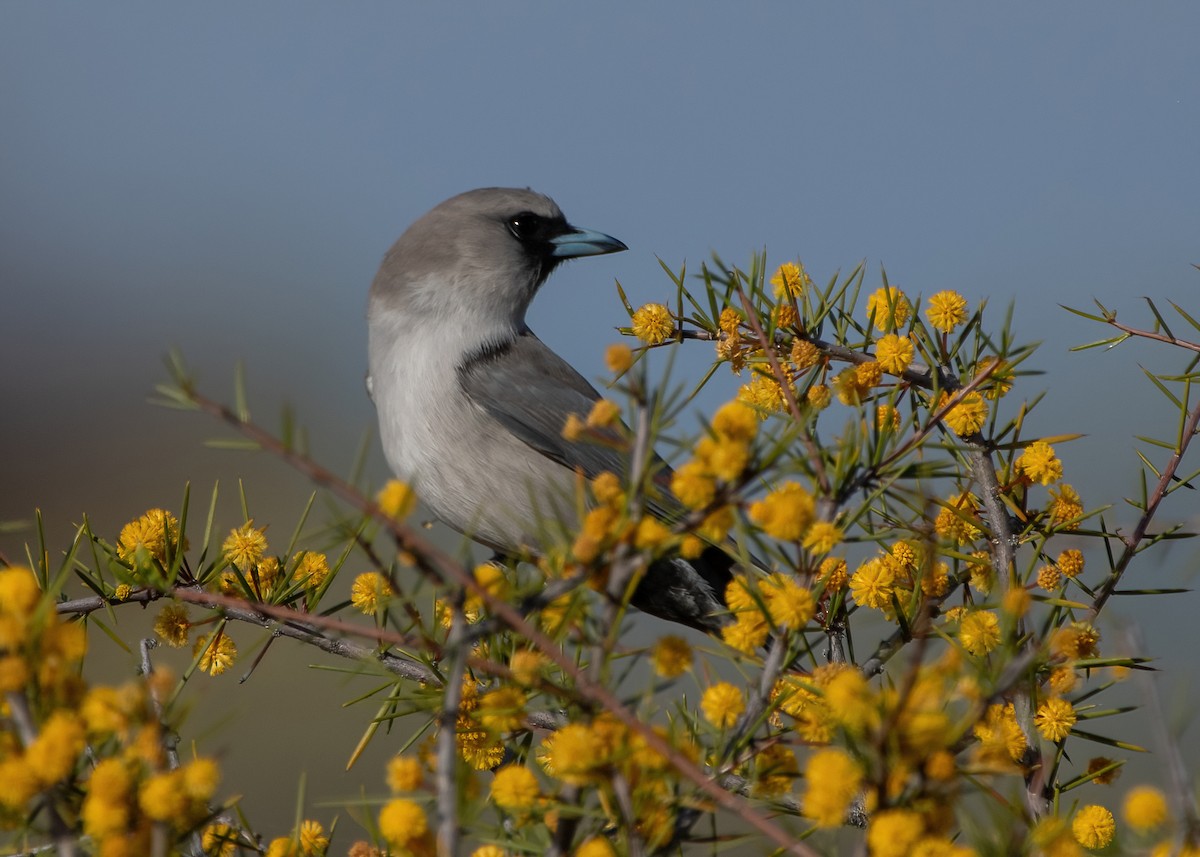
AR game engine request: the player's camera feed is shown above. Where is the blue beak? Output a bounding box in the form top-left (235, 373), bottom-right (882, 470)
top-left (549, 226), bottom-right (628, 259)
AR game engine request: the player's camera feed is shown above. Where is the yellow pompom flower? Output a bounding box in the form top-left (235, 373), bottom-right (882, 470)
top-left (850, 558), bottom-right (895, 610)
top-left (670, 460), bottom-right (717, 509)
top-left (117, 509), bottom-right (186, 565)
top-left (802, 748), bottom-right (863, 828)
top-left (1072, 804), bottom-right (1116, 849)
top-left (294, 551), bottom-right (330, 589)
top-left (153, 604), bottom-right (191, 648)
top-left (604, 343), bottom-right (634, 374)
top-left (803, 521), bottom-right (843, 555)
top-left (1057, 549), bottom-right (1085, 579)
top-left (543, 723), bottom-right (605, 786)
top-left (386, 756), bottom-right (423, 793)
top-left (1016, 440), bottom-right (1063, 485)
top-left (738, 373), bottom-right (789, 414)
top-left (1037, 564), bottom-right (1063, 591)
top-left (378, 798), bottom-right (427, 847)
top-left (1034, 697), bottom-right (1076, 742)
top-left (807, 383), bottom-right (832, 409)
top-left (867, 809), bottom-right (924, 857)
top-left (866, 286), bottom-right (912, 332)
top-left (350, 572), bottom-right (393, 614)
top-left (753, 744), bottom-right (798, 798)
top-left (926, 290), bottom-right (969, 332)
top-left (477, 686), bottom-right (527, 734)
top-left (712, 399), bottom-right (759, 442)
top-left (1123, 785), bottom-right (1168, 832)
top-left (631, 303), bottom-right (674, 345)
top-left (377, 479), bottom-right (417, 519)
top-left (959, 610), bottom-right (1001, 656)
top-left (26, 711), bottom-right (85, 785)
top-left (298, 820), bottom-right (328, 855)
top-left (701, 682), bottom-right (744, 728)
top-left (509, 649), bottom-right (545, 687)
top-left (194, 630), bottom-right (237, 676)
top-left (791, 338), bottom-right (821, 371)
top-left (138, 770), bottom-right (188, 822)
top-left (874, 334), bottom-right (914, 375)
top-left (771, 261), bottom-right (811, 298)
top-left (651, 635), bottom-right (692, 679)
top-left (695, 436), bottom-right (751, 482)
top-left (748, 481), bottom-right (815, 541)
top-left (939, 391), bottom-right (988, 436)
top-left (722, 612), bottom-right (770, 655)
top-left (762, 574), bottom-right (814, 629)
top-left (181, 757), bottom-right (220, 801)
top-left (1049, 483), bottom-right (1084, 530)
top-left (490, 765), bottom-right (540, 812)
top-left (586, 398), bottom-right (621, 428)
top-left (575, 838), bottom-right (617, 857)
top-left (222, 522), bottom-right (267, 569)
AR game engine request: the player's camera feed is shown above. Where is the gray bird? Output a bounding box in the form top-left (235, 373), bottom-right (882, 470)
top-left (367, 187), bottom-right (733, 632)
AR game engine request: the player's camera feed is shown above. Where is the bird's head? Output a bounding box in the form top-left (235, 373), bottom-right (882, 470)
top-left (369, 187), bottom-right (626, 335)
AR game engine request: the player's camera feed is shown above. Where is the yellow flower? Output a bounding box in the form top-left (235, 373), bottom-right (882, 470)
top-left (712, 400), bottom-right (759, 442)
top-left (508, 649), bottom-right (545, 687)
top-left (701, 682), bottom-right (744, 728)
top-left (722, 612), bottom-right (770, 654)
top-left (876, 404), bottom-right (902, 431)
top-left (543, 723), bottom-right (605, 786)
top-left (490, 765), bottom-right (540, 811)
top-left (586, 398), bottom-right (621, 428)
top-left (926, 290), bottom-right (968, 332)
top-left (378, 798), bottom-right (427, 847)
top-left (802, 748), bottom-right (862, 828)
top-left (377, 479), bottom-right (417, 519)
top-left (477, 687), bottom-right (527, 734)
top-left (194, 630), bottom-right (237, 676)
top-left (1072, 804), bottom-right (1115, 849)
top-left (753, 744), bottom-right (798, 798)
top-left (1049, 483), bottom-right (1084, 530)
top-left (825, 670), bottom-right (878, 734)
top-left (719, 306), bottom-right (742, 337)
top-left (771, 261), bottom-right (811, 298)
top-left (875, 334), bottom-right (914, 375)
top-left (1057, 549), bottom-right (1085, 579)
top-left (1123, 785), bottom-right (1168, 832)
top-left (834, 366), bottom-right (871, 406)
top-left (1017, 440), bottom-right (1063, 485)
top-left (298, 819), bottom-right (328, 855)
top-left (83, 760), bottom-right (133, 837)
top-left (0, 756), bottom-right (39, 810)
top-left (866, 286), bottom-right (912, 332)
top-left (265, 837), bottom-right (301, 857)
top-left (738, 373), bottom-right (788, 414)
top-left (604, 343), bottom-right (634, 373)
top-left (153, 605), bottom-right (190, 647)
top-left (26, 711), bottom-right (85, 785)
top-left (182, 757), bottom-right (220, 801)
top-left (695, 436), bottom-right (751, 482)
top-left (774, 303), bottom-right (799, 328)
top-left (349, 572), bottom-right (393, 614)
top-left (807, 383), bottom-right (832, 409)
top-left (791, 339), bottom-right (821, 371)
top-left (670, 460), bottom-right (717, 509)
top-left (386, 756), bottom-right (423, 793)
top-left (1051, 622), bottom-right (1101, 660)
top-left (1035, 697), bottom-right (1076, 742)
top-left (959, 610), bottom-right (1001, 656)
top-left (867, 809), bottom-right (925, 857)
top-left (939, 391), bottom-right (988, 436)
top-left (576, 838), bottom-right (617, 857)
top-left (850, 557), bottom-right (895, 610)
top-left (802, 521), bottom-right (843, 555)
top-left (294, 551), bottom-right (330, 589)
top-left (472, 846), bottom-right (506, 857)
top-left (748, 481), bottom-right (815, 541)
top-left (762, 574), bottom-right (814, 629)
top-left (651, 635), bottom-right (692, 679)
top-left (1002, 587), bottom-right (1031, 618)
top-left (222, 522), bottom-right (267, 569)
top-left (634, 516), bottom-right (674, 552)
top-left (138, 770), bottom-right (188, 822)
top-left (202, 823), bottom-right (239, 857)
top-left (973, 703), bottom-right (1026, 766)
top-left (1049, 666), bottom-right (1078, 695)
top-left (117, 509), bottom-right (186, 566)
top-left (819, 556), bottom-right (848, 591)
top-left (631, 302), bottom-right (674, 345)
top-left (1038, 564), bottom-right (1063, 591)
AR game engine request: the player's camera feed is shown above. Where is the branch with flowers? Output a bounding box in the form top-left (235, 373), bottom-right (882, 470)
top-left (1, 257), bottom-right (1198, 856)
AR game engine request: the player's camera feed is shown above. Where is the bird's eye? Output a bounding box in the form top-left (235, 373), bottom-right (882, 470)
top-left (507, 212), bottom-right (544, 242)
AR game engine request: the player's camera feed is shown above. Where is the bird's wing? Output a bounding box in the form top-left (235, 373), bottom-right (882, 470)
top-left (457, 332), bottom-right (681, 517)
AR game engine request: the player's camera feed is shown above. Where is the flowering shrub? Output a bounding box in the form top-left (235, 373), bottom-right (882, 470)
top-left (2, 255), bottom-right (1198, 855)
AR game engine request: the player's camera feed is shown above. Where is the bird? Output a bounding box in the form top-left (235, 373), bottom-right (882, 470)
top-left (367, 187), bottom-right (734, 632)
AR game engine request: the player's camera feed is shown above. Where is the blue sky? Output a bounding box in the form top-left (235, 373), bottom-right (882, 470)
top-left (2, 2), bottom-right (1198, 830)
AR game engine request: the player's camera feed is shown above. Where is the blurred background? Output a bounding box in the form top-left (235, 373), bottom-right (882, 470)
top-left (2, 2), bottom-right (1199, 840)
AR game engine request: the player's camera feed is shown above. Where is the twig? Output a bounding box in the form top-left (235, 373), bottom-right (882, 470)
top-left (437, 607), bottom-right (467, 857)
